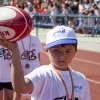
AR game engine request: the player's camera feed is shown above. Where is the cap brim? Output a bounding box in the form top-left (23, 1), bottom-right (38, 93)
top-left (45, 38), bottom-right (77, 49)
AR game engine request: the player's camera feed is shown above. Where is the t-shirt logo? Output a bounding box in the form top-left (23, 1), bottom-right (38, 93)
top-left (0, 48), bottom-right (12, 60)
top-left (74, 85), bottom-right (82, 94)
top-left (21, 49), bottom-right (37, 61)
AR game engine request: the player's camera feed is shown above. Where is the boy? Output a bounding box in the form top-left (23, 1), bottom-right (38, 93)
top-left (0, 26), bottom-right (90, 100)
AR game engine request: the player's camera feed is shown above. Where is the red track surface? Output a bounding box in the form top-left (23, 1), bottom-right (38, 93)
top-left (21, 43), bottom-right (100, 100)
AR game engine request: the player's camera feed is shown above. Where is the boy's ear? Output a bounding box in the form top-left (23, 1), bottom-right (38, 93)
top-left (44, 46), bottom-right (48, 55)
top-left (44, 46), bottom-right (46, 49)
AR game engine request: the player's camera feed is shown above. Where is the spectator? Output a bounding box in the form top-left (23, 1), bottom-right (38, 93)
top-left (62, 4), bottom-right (68, 25)
top-left (32, 5), bottom-right (39, 13)
top-left (88, 0), bottom-right (94, 10)
top-left (62, 3), bottom-right (68, 15)
top-left (65, 3), bottom-right (73, 14)
top-left (92, 3), bottom-right (100, 27)
top-left (88, 9), bottom-right (95, 28)
top-left (71, 0), bottom-right (79, 14)
top-left (56, 0), bottom-right (63, 14)
top-left (78, 0), bottom-right (84, 14)
top-left (0, 47), bottom-right (13, 100)
top-left (24, 2), bottom-right (30, 14)
top-left (48, 2), bottom-right (58, 27)
top-left (18, 0), bottom-right (24, 9)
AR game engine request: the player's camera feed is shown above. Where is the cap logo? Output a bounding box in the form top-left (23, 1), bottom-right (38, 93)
top-left (53, 27), bottom-right (67, 38)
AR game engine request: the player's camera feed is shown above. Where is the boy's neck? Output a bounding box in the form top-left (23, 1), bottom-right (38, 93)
top-left (51, 64), bottom-right (69, 71)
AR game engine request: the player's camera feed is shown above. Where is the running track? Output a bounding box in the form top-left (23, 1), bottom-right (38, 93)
top-left (22, 43), bottom-right (100, 100)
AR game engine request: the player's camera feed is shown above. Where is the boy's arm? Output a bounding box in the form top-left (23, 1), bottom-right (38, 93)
top-left (11, 48), bottom-right (34, 94)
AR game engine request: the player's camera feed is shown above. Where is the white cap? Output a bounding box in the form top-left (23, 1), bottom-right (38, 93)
top-left (45, 26), bottom-right (77, 49)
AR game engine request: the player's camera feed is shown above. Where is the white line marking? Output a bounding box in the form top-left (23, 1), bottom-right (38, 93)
top-left (73, 58), bottom-right (100, 85)
top-left (74, 58), bottom-right (100, 65)
top-left (87, 79), bottom-right (100, 85)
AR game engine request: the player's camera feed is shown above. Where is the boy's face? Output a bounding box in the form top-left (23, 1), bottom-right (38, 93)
top-left (46, 44), bottom-right (77, 71)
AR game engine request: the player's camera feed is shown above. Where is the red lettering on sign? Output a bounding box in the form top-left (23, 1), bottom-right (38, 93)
top-left (0, 31), bottom-right (4, 35)
top-left (5, 31), bottom-right (10, 35)
top-left (0, 31), bottom-right (10, 35)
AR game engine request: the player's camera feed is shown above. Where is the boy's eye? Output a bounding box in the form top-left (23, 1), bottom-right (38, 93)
top-left (53, 49), bottom-right (58, 52)
top-left (66, 50), bottom-right (72, 53)
top-left (52, 49), bottom-right (61, 54)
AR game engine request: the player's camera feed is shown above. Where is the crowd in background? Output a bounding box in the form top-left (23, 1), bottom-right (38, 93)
top-left (2, 0), bottom-right (100, 34)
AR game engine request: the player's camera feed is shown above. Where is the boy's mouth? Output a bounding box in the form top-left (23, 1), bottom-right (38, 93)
top-left (58, 60), bottom-right (66, 64)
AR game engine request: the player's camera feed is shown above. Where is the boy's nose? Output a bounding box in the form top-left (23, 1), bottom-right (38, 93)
top-left (59, 52), bottom-right (66, 58)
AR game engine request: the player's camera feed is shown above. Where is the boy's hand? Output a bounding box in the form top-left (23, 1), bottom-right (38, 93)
top-left (0, 35), bottom-right (18, 52)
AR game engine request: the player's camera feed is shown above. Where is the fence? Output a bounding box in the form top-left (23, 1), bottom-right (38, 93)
top-left (31, 13), bottom-right (100, 37)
